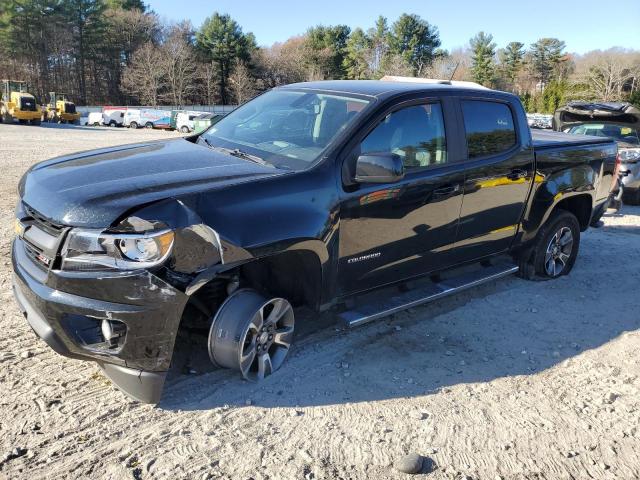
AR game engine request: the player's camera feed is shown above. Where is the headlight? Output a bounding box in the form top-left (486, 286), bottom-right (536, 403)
top-left (619, 148), bottom-right (640, 163)
top-left (61, 229), bottom-right (174, 271)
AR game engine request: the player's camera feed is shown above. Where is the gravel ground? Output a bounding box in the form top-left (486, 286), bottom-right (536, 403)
top-left (0, 123), bottom-right (639, 480)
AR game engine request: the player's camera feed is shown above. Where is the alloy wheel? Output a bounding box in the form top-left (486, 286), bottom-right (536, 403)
top-left (208, 289), bottom-right (294, 381)
top-left (544, 226), bottom-right (573, 276)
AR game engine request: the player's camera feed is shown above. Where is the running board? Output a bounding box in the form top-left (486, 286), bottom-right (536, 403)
top-left (340, 262), bottom-right (519, 328)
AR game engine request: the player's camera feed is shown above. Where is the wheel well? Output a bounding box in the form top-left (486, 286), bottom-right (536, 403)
top-left (240, 250), bottom-right (322, 311)
top-left (554, 194), bottom-right (592, 231)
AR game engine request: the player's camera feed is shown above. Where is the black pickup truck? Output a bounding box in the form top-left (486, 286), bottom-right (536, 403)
top-left (12, 80), bottom-right (618, 403)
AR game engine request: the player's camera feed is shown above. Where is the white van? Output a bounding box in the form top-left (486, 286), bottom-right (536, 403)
top-left (103, 108), bottom-right (125, 127)
top-left (176, 111), bottom-right (206, 133)
top-left (123, 109), bottom-right (141, 128)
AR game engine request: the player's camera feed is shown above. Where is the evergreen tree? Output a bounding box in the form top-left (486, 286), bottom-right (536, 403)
top-left (389, 14), bottom-right (441, 76)
top-left (529, 38), bottom-right (566, 87)
top-left (343, 28), bottom-right (371, 79)
top-left (304, 25), bottom-right (350, 79)
top-left (195, 13), bottom-right (256, 104)
top-left (499, 41), bottom-right (524, 86)
top-left (470, 31), bottom-right (496, 86)
top-left (367, 15), bottom-right (389, 76)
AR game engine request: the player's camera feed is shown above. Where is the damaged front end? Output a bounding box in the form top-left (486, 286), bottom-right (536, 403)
top-left (12, 198), bottom-right (249, 403)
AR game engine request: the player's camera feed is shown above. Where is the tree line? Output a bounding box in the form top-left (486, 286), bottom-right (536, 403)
top-left (1, 1), bottom-right (638, 113)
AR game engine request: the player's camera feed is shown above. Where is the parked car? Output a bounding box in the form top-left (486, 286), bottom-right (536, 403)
top-left (13, 79), bottom-right (617, 403)
top-left (554, 102), bottom-right (639, 205)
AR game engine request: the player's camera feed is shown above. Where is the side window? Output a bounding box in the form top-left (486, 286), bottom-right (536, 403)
top-left (462, 101), bottom-right (517, 158)
top-left (360, 103), bottom-right (447, 169)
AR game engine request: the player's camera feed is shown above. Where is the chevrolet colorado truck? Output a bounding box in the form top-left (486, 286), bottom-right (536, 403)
top-left (12, 80), bottom-right (618, 403)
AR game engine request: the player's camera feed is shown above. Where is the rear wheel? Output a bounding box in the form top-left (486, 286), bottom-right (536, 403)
top-left (208, 289), bottom-right (295, 381)
top-left (145, 122), bottom-right (153, 129)
top-left (129, 121), bottom-right (138, 129)
top-left (109, 120), bottom-right (116, 127)
top-left (180, 126), bottom-right (189, 133)
top-left (524, 210), bottom-right (580, 280)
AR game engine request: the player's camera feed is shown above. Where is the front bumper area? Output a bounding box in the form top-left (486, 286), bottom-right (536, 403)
top-left (13, 110), bottom-right (42, 121)
top-left (12, 238), bottom-right (188, 403)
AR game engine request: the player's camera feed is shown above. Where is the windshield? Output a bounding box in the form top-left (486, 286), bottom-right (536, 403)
top-left (565, 123), bottom-right (640, 145)
top-left (201, 89), bottom-right (371, 170)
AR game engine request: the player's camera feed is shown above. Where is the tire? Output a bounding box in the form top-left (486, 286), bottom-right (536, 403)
top-left (208, 289), bottom-right (295, 381)
top-left (145, 122), bottom-right (153, 129)
top-left (129, 121), bottom-right (138, 129)
top-left (93, 122), bottom-right (100, 127)
top-left (180, 126), bottom-right (189, 133)
top-left (622, 189), bottom-right (640, 206)
top-left (109, 120), bottom-right (116, 127)
top-left (522, 210), bottom-right (580, 280)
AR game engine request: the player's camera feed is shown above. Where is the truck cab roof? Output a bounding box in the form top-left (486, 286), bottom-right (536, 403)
top-left (279, 79), bottom-right (508, 100)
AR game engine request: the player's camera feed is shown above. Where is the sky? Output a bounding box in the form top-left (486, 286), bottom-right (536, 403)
top-left (149, 0), bottom-right (640, 54)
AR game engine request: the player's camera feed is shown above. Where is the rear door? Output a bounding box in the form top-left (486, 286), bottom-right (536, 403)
top-left (338, 96), bottom-right (466, 295)
top-left (454, 97), bottom-right (535, 261)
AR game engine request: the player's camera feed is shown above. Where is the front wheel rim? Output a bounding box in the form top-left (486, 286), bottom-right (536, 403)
top-left (544, 226), bottom-right (573, 276)
top-left (208, 290), bottom-right (295, 382)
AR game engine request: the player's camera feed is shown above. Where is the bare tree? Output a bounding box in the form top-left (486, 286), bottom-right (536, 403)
top-left (253, 37), bottom-right (307, 88)
top-left (573, 48), bottom-right (640, 101)
top-left (121, 42), bottom-right (165, 106)
top-left (229, 59), bottom-right (256, 104)
top-left (161, 24), bottom-right (198, 106)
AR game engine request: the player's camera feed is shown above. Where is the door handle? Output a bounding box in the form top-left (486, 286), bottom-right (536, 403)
top-left (508, 169), bottom-right (528, 180)
top-left (433, 184), bottom-right (460, 196)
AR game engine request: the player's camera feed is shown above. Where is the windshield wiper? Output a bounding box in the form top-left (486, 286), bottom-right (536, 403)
top-left (199, 137), bottom-right (274, 168)
top-left (215, 146), bottom-right (273, 167)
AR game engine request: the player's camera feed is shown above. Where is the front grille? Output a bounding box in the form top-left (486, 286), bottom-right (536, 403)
top-left (21, 204), bottom-right (67, 270)
top-left (22, 240), bottom-right (51, 270)
top-left (23, 204), bottom-right (65, 236)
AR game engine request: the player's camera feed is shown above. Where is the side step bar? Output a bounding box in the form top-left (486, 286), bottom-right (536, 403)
top-left (340, 262), bottom-right (519, 328)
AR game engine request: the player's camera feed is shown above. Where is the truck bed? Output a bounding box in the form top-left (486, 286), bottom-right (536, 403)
top-left (531, 129), bottom-right (614, 150)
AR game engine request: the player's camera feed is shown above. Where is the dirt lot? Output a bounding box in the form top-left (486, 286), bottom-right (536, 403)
top-left (0, 123), bottom-right (639, 480)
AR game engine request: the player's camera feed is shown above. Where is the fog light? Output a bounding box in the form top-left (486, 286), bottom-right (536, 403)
top-left (101, 319), bottom-right (127, 348)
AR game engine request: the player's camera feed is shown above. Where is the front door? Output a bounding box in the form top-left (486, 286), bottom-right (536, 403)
top-left (338, 98), bottom-right (466, 296)
top-left (454, 98), bottom-right (535, 261)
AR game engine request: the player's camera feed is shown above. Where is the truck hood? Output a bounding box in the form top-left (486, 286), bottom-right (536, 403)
top-left (20, 138), bottom-right (284, 228)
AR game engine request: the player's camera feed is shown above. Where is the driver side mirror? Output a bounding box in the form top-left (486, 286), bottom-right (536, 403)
top-left (355, 152), bottom-right (404, 184)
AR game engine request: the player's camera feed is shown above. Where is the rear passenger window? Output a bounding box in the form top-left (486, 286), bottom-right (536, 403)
top-left (462, 101), bottom-right (516, 158)
top-left (361, 103), bottom-right (447, 169)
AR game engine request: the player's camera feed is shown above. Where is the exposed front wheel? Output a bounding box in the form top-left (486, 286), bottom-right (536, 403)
top-left (145, 122), bottom-right (153, 129)
top-left (525, 210), bottom-right (580, 279)
top-left (208, 289), bottom-right (295, 381)
top-left (180, 126), bottom-right (189, 133)
top-left (129, 121), bottom-right (138, 129)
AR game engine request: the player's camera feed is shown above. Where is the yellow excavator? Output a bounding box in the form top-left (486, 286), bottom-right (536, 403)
top-left (42, 92), bottom-right (81, 124)
top-left (0, 80), bottom-right (41, 125)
